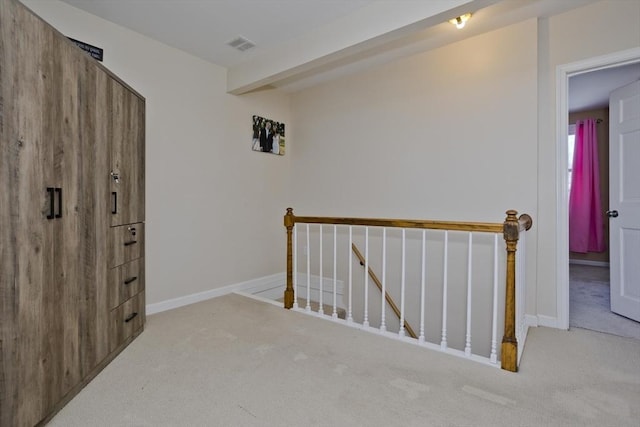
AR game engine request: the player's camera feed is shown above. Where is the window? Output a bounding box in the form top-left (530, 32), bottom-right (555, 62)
top-left (568, 124), bottom-right (576, 193)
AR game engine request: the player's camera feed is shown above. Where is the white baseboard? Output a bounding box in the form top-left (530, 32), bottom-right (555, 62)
top-left (569, 259), bottom-right (610, 267)
top-left (536, 314), bottom-right (559, 329)
top-left (524, 314), bottom-right (539, 328)
top-left (234, 291), bottom-right (284, 307)
top-left (146, 272), bottom-right (286, 315)
top-left (248, 278), bottom-right (287, 300)
top-left (518, 314), bottom-right (557, 329)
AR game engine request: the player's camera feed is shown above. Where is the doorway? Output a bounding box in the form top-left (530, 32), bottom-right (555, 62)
top-left (564, 101), bottom-right (615, 335)
top-left (556, 47), bottom-right (640, 333)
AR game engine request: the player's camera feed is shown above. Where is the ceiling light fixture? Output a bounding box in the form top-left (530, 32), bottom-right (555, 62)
top-left (449, 13), bottom-right (472, 29)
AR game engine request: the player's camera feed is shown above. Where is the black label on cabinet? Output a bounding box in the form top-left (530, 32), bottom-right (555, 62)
top-left (68, 37), bottom-right (103, 62)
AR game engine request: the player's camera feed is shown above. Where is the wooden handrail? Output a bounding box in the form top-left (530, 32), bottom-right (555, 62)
top-left (284, 208), bottom-right (533, 373)
top-left (351, 243), bottom-right (418, 339)
top-left (290, 215), bottom-right (503, 233)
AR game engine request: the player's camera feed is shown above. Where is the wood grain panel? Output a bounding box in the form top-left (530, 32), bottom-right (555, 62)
top-left (109, 79), bottom-right (145, 226)
top-left (108, 258), bottom-right (145, 310)
top-left (81, 64), bottom-right (111, 374)
top-left (108, 222), bottom-right (145, 268)
top-left (52, 33), bottom-right (84, 403)
top-left (0, 0), bottom-right (57, 424)
top-left (1, 1), bottom-right (146, 424)
top-left (109, 291), bottom-right (145, 353)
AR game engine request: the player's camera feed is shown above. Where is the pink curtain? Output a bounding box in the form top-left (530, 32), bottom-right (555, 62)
top-left (569, 119), bottom-right (605, 253)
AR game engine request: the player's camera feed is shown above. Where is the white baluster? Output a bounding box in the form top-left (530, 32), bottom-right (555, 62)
top-left (419, 229), bottom-right (426, 343)
top-left (332, 225), bottom-right (338, 319)
top-left (293, 225), bottom-right (298, 309)
top-left (306, 224), bottom-right (311, 312)
top-left (347, 226), bottom-right (353, 323)
top-left (318, 225), bottom-right (324, 315)
top-left (380, 228), bottom-right (387, 332)
top-left (517, 234), bottom-right (522, 341)
top-left (518, 232), bottom-right (527, 362)
top-left (363, 227), bottom-right (370, 327)
top-left (440, 230), bottom-right (448, 350)
top-left (399, 229), bottom-right (406, 337)
top-left (522, 234), bottom-right (526, 339)
top-left (490, 233), bottom-right (499, 364)
top-left (516, 232), bottom-right (527, 350)
top-left (464, 233), bottom-right (473, 357)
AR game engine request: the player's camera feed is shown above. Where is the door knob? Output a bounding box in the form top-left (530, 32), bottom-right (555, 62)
top-left (606, 210), bottom-right (619, 218)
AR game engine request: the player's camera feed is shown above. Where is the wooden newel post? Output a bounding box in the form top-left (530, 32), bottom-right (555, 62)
top-left (284, 208), bottom-right (295, 309)
top-left (501, 209), bottom-right (519, 372)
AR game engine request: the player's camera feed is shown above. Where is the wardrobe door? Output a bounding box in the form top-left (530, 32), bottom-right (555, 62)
top-left (0, 1), bottom-right (58, 425)
top-left (50, 34), bottom-right (82, 401)
top-left (109, 79), bottom-right (145, 226)
top-left (51, 36), bottom-right (113, 397)
top-left (78, 62), bottom-right (111, 374)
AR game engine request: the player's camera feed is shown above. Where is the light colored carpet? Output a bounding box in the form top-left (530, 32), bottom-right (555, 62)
top-left (49, 293), bottom-right (640, 426)
top-left (570, 264), bottom-right (640, 340)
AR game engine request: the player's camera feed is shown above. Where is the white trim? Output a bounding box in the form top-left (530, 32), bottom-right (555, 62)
top-left (234, 291), bottom-right (284, 307)
top-left (146, 272), bottom-right (285, 315)
top-left (536, 315), bottom-right (558, 329)
top-left (555, 47), bottom-right (640, 331)
top-left (524, 314), bottom-right (539, 328)
top-left (568, 259), bottom-right (610, 268)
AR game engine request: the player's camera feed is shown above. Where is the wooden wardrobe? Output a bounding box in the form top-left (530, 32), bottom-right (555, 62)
top-left (0, 0), bottom-right (146, 425)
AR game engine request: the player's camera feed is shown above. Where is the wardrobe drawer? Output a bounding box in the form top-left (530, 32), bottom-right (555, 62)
top-left (108, 223), bottom-right (144, 268)
top-left (108, 258), bottom-right (145, 310)
top-left (109, 292), bottom-right (145, 353)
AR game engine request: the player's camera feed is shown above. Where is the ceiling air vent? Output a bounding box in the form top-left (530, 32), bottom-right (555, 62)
top-left (227, 36), bottom-right (255, 52)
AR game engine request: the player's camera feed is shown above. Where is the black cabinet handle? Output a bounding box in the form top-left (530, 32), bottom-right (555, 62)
top-left (55, 188), bottom-right (62, 218)
top-left (124, 240), bottom-right (137, 247)
top-left (124, 276), bottom-right (138, 285)
top-left (111, 192), bottom-right (117, 215)
top-left (124, 312), bottom-right (138, 323)
top-left (46, 188), bottom-right (55, 219)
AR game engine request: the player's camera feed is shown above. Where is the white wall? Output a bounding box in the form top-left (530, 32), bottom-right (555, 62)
top-left (23, 0), bottom-right (292, 305)
top-left (290, 19), bottom-right (539, 314)
top-left (290, 19), bottom-right (538, 220)
top-left (289, 0), bottom-right (640, 325)
top-left (535, 0), bottom-right (640, 323)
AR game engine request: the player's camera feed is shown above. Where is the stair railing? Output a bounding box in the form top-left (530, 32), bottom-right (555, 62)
top-left (283, 208), bottom-right (532, 372)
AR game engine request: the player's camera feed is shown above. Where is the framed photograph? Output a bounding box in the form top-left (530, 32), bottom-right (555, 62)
top-left (252, 115), bottom-right (285, 156)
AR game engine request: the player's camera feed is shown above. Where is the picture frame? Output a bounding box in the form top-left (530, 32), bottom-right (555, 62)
top-left (252, 115), bottom-right (285, 155)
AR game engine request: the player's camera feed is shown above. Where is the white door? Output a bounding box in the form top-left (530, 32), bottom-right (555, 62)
top-left (609, 80), bottom-right (640, 322)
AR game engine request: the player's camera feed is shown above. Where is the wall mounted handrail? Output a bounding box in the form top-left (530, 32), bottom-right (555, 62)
top-left (284, 208), bottom-right (533, 372)
top-left (351, 243), bottom-right (418, 339)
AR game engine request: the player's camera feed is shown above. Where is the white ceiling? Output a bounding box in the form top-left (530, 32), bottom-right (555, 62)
top-left (569, 62), bottom-right (640, 112)
top-left (61, 0), bottom-right (375, 69)
top-left (60, 0), bottom-right (624, 100)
